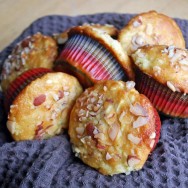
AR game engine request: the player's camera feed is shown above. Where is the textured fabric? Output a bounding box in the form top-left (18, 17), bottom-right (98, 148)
top-left (0, 13), bottom-right (188, 188)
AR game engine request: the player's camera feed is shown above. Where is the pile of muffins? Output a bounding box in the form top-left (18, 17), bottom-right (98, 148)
top-left (1, 10), bottom-right (187, 176)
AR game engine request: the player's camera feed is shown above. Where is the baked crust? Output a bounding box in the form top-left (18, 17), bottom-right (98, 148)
top-left (131, 45), bottom-right (188, 93)
top-left (68, 25), bottom-right (134, 80)
top-left (1, 33), bottom-right (58, 91)
top-left (118, 10), bottom-right (185, 55)
top-left (7, 72), bottom-right (83, 141)
top-left (53, 23), bottom-right (118, 45)
top-left (69, 80), bottom-right (160, 175)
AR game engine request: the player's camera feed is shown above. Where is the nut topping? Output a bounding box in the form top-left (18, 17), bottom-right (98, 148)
top-left (167, 81), bottom-right (176, 92)
top-left (76, 127), bottom-right (85, 135)
top-left (149, 132), bottom-right (156, 139)
top-left (125, 81), bottom-right (135, 90)
top-left (33, 94), bottom-right (46, 106)
top-left (130, 103), bottom-right (148, 117)
top-left (108, 123), bottom-right (120, 141)
top-left (106, 152), bottom-right (112, 160)
top-left (128, 134), bottom-right (141, 144)
top-left (127, 155), bottom-right (141, 167)
top-left (133, 116), bottom-right (148, 128)
top-left (150, 139), bottom-right (155, 149)
top-left (7, 121), bottom-right (16, 134)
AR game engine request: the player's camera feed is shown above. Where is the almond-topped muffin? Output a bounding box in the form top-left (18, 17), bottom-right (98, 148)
top-left (69, 80), bottom-right (161, 175)
top-left (6, 69), bottom-right (83, 141)
top-left (118, 10), bottom-right (185, 55)
top-left (1, 33), bottom-right (58, 91)
top-left (54, 25), bottom-right (133, 88)
top-left (131, 45), bottom-right (188, 117)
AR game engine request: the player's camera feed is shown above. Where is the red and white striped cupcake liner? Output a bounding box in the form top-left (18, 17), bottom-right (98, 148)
top-left (135, 69), bottom-right (188, 118)
top-left (55, 34), bottom-right (128, 87)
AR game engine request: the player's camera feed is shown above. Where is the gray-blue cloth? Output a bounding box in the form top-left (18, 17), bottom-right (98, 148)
top-left (0, 13), bottom-right (188, 188)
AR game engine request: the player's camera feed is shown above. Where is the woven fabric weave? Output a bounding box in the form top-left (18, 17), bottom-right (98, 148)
top-left (0, 13), bottom-right (188, 188)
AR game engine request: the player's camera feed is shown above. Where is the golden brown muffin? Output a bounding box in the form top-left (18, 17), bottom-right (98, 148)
top-left (1, 33), bottom-right (58, 91)
top-left (118, 10), bottom-right (185, 55)
top-left (7, 72), bottom-right (83, 141)
top-left (69, 80), bottom-right (161, 175)
top-left (55, 25), bottom-right (134, 88)
top-left (131, 45), bottom-right (188, 117)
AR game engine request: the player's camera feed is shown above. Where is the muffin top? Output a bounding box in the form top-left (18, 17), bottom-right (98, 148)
top-left (1, 33), bottom-right (58, 91)
top-left (82, 23), bottom-right (119, 38)
top-left (132, 45), bottom-right (188, 93)
top-left (69, 80), bottom-right (160, 175)
top-left (7, 72), bottom-right (83, 141)
top-left (118, 10), bottom-right (185, 55)
top-left (68, 25), bottom-right (134, 80)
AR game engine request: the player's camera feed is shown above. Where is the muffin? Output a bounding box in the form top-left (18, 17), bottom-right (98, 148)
top-left (69, 80), bottom-right (161, 175)
top-left (6, 68), bottom-right (83, 141)
top-left (118, 10), bottom-right (185, 55)
top-left (54, 25), bottom-right (133, 88)
top-left (131, 45), bottom-right (188, 118)
top-left (1, 32), bottom-right (58, 91)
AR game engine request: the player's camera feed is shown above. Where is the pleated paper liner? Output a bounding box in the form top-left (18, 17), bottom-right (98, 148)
top-left (55, 34), bottom-right (128, 88)
top-left (4, 68), bottom-right (52, 114)
top-left (135, 69), bottom-right (188, 118)
top-left (152, 107), bottom-right (161, 151)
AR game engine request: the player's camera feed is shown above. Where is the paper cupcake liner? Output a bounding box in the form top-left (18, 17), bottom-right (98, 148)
top-left (152, 107), bottom-right (161, 151)
top-left (56, 34), bottom-right (128, 87)
top-left (4, 68), bottom-right (51, 114)
top-left (135, 69), bottom-right (188, 118)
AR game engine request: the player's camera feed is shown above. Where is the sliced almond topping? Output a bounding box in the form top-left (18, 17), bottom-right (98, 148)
top-left (78, 109), bottom-right (85, 117)
top-left (127, 155), bottom-right (141, 167)
top-left (119, 111), bottom-right (126, 122)
top-left (126, 81), bottom-right (135, 90)
top-left (128, 134), bottom-right (141, 144)
top-left (146, 23), bottom-right (153, 35)
top-left (179, 58), bottom-right (188, 66)
top-left (133, 20), bottom-right (142, 27)
top-left (94, 132), bottom-right (105, 141)
top-left (108, 123), bottom-right (120, 141)
top-left (130, 103), bottom-right (148, 117)
top-left (89, 111), bottom-right (96, 117)
top-left (149, 132), bottom-right (156, 139)
top-left (133, 116), bottom-right (148, 128)
top-left (153, 66), bottom-right (161, 76)
top-left (7, 121), bottom-right (16, 134)
top-left (106, 152), bottom-right (112, 160)
top-left (64, 91), bottom-right (70, 96)
top-left (58, 90), bottom-right (64, 100)
top-left (90, 97), bottom-right (96, 103)
top-left (52, 93), bottom-right (59, 101)
top-left (167, 81), bottom-right (176, 92)
top-left (46, 79), bottom-right (53, 84)
top-left (103, 86), bottom-right (107, 91)
top-left (86, 123), bottom-right (95, 137)
top-left (75, 127), bottom-right (85, 135)
top-left (150, 139), bottom-right (155, 149)
top-left (33, 94), bottom-right (46, 106)
top-left (93, 127), bottom-right (99, 135)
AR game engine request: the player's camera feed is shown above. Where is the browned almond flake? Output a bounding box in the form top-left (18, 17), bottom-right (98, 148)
top-left (33, 94), bottom-right (46, 106)
top-left (127, 155), bottom-right (141, 167)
